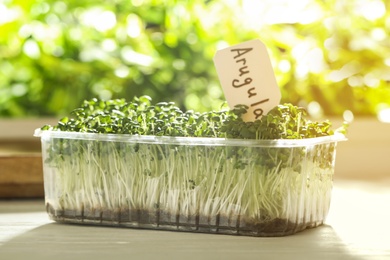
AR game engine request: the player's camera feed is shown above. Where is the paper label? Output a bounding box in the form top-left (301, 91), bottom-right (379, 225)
top-left (213, 39), bottom-right (281, 122)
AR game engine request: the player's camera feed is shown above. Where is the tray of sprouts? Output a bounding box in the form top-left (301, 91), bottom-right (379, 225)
top-left (34, 96), bottom-right (347, 236)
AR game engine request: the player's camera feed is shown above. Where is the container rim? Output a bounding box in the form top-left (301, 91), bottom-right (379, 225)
top-left (34, 128), bottom-right (347, 147)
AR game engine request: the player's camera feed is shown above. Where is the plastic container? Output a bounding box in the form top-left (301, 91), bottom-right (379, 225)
top-left (35, 129), bottom-right (346, 236)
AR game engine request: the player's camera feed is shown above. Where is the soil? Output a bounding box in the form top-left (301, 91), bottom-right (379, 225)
top-left (46, 203), bottom-right (320, 237)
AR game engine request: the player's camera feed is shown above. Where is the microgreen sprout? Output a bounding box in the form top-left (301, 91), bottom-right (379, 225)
top-left (42, 96), bottom-right (346, 139)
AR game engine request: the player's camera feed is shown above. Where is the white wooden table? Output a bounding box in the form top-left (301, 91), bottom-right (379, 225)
top-left (1, 180), bottom-right (389, 260)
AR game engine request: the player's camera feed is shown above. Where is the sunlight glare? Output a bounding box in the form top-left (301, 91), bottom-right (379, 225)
top-left (102, 39), bottom-right (117, 52)
top-left (126, 14), bottom-right (142, 38)
top-left (241, 0), bottom-right (323, 29)
top-left (363, 72), bottom-right (380, 88)
top-left (11, 83), bottom-right (27, 97)
top-left (347, 75), bottom-right (364, 87)
top-left (81, 8), bottom-right (117, 32)
top-left (121, 47), bottom-right (153, 67)
top-left (278, 60), bottom-right (291, 73)
top-left (378, 108), bottom-right (390, 123)
top-left (23, 39), bottom-right (41, 59)
top-left (307, 101), bottom-right (323, 118)
top-left (355, 0), bottom-right (386, 21)
top-left (0, 3), bottom-right (20, 25)
top-left (53, 1), bottom-right (67, 14)
top-left (328, 62), bottom-right (360, 82)
top-left (343, 110), bottom-right (354, 123)
top-left (385, 58), bottom-right (390, 67)
top-left (114, 66), bottom-right (130, 78)
top-left (328, 185), bottom-right (390, 254)
top-left (371, 28), bottom-right (386, 41)
top-left (97, 11), bottom-right (116, 32)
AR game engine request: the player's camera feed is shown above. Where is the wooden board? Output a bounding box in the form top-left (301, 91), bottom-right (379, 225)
top-left (0, 155), bottom-right (44, 198)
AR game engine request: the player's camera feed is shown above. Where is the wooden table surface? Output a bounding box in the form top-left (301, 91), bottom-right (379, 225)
top-left (1, 180), bottom-right (389, 260)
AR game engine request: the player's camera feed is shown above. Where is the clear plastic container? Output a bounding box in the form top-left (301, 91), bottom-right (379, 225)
top-left (34, 129), bottom-right (346, 236)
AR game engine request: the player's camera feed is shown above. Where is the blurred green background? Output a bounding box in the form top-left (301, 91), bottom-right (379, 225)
top-left (1, 0), bottom-right (389, 118)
